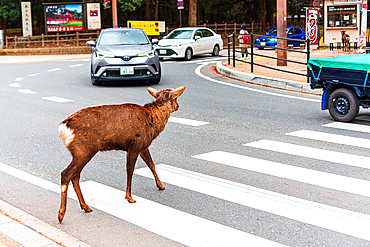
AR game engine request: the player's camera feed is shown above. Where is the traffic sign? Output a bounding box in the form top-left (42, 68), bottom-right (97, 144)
top-left (177, 0), bottom-right (184, 9)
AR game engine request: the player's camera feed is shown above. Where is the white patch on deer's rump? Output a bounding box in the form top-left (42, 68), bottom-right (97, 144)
top-left (58, 123), bottom-right (75, 146)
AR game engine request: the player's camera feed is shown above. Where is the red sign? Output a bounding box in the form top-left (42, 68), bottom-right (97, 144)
top-left (306, 8), bottom-right (319, 44)
top-left (47, 26), bottom-right (83, 32)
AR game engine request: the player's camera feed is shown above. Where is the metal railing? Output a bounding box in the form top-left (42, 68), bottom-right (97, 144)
top-left (228, 33), bottom-right (311, 83)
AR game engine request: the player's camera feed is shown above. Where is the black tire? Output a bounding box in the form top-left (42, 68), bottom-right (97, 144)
top-left (184, 47), bottom-right (193, 61)
top-left (212, 45), bottom-right (220, 56)
top-left (257, 47), bottom-right (264, 50)
top-left (328, 88), bottom-right (359, 122)
top-left (159, 57), bottom-right (164, 61)
top-left (150, 64), bottom-right (161, 84)
top-left (91, 66), bottom-right (102, 86)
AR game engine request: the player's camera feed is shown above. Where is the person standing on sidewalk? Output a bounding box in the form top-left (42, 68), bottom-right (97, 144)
top-left (238, 24), bottom-right (249, 59)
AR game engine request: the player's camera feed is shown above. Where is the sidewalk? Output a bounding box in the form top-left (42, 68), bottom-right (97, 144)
top-left (0, 54), bottom-right (91, 65)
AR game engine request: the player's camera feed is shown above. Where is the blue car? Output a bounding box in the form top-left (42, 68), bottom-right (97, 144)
top-left (255, 27), bottom-right (306, 50)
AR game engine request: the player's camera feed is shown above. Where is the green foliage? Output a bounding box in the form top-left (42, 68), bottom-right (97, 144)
top-left (0, 0), bottom-right (21, 19)
top-left (118, 0), bottom-right (145, 12)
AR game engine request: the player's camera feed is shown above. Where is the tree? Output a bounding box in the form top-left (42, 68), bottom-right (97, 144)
top-left (118, 0), bottom-right (145, 12)
top-left (189, 0), bottom-right (197, 26)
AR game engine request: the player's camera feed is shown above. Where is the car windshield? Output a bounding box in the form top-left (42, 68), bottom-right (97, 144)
top-left (268, 28), bottom-right (290, 35)
top-left (98, 30), bottom-right (149, 46)
top-left (166, 30), bottom-right (194, 39)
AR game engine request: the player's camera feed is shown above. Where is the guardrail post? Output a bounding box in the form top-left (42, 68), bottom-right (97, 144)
top-left (76, 32), bottom-right (79, 46)
top-left (251, 33), bottom-right (254, 73)
top-left (57, 33), bottom-right (59, 46)
top-left (14, 35), bottom-right (17, 48)
top-left (306, 38), bottom-right (310, 84)
top-left (232, 33), bottom-right (235, 67)
top-left (42, 33), bottom-right (44, 47)
top-left (228, 34), bottom-right (230, 65)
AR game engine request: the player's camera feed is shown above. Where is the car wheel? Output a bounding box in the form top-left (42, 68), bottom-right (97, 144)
top-left (150, 64), bottom-right (161, 84)
top-left (91, 66), bottom-right (101, 86)
top-left (184, 47), bottom-right (193, 61)
top-left (212, 45), bottom-right (220, 56)
top-left (328, 88), bottom-right (359, 122)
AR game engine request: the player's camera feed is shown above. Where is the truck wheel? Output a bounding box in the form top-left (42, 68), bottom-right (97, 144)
top-left (328, 88), bottom-right (359, 122)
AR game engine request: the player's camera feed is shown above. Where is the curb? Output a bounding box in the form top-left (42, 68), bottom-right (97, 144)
top-left (0, 199), bottom-right (92, 247)
top-left (216, 61), bottom-right (323, 95)
top-left (0, 47), bottom-right (91, 56)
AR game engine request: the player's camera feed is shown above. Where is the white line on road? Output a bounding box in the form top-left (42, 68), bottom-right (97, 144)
top-left (193, 150), bottom-right (370, 197)
top-left (245, 140), bottom-right (370, 169)
top-left (286, 129), bottom-right (370, 148)
top-left (28, 73), bottom-right (41, 77)
top-left (324, 122), bottom-right (370, 133)
top-left (47, 68), bottom-right (61, 72)
top-left (69, 64), bottom-right (84, 67)
top-left (169, 116), bottom-right (209, 126)
top-left (18, 89), bottom-right (37, 95)
top-left (9, 83), bottom-right (21, 88)
top-left (195, 63), bottom-right (321, 102)
top-left (14, 78), bottom-right (25, 81)
top-left (135, 164), bottom-right (370, 241)
top-left (42, 96), bottom-right (73, 103)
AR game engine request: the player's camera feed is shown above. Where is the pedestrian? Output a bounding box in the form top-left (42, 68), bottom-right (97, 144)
top-left (238, 24), bottom-right (249, 59)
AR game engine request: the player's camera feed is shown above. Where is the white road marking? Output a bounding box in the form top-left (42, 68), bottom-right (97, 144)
top-left (28, 73), bottom-right (41, 77)
top-left (69, 64), bottom-right (84, 67)
top-left (169, 116), bottom-right (209, 126)
top-left (9, 83), bottom-right (21, 88)
top-left (14, 78), bottom-right (25, 81)
top-left (195, 63), bottom-right (321, 102)
top-left (47, 68), bottom-right (61, 72)
top-left (286, 130), bottom-right (370, 148)
top-left (324, 122), bottom-right (370, 133)
top-left (42, 96), bottom-right (73, 103)
top-left (135, 164), bottom-right (370, 241)
top-left (0, 162), bottom-right (284, 246)
top-left (180, 57), bottom-right (225, 64)
top-left (18, 89), bottom-right (37, 95)
top-left (193, 151), bottom-right (370, 197)
top-left (245, 140), bottom-right (370, 169)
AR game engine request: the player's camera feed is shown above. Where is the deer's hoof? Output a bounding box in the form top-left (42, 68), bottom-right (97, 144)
top-left (58, 211), bottom-right (65, 224)
top-left (127, 197), bottom-right (136, 203)
top-left (83, 206), bottom-right (93, 213)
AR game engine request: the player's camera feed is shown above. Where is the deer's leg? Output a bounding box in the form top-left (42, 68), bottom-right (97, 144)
top-left (72, 173), bottom-right (92, 213)
top-left (140, 148), bottom-right (165, 190)
top-left (58, 150), bottom-right (96, 223)
top-left (125, 150), bottom-right (140, 203)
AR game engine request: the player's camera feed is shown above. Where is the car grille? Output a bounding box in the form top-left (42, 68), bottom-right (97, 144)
top-left (103, 68), bottom-right (151, 77)
top-left (155, 49), bottom-right (176, 56)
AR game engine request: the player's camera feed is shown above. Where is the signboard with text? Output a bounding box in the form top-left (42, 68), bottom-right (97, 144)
top-left (44, 3), bottom-right (83, 33)
top-left (127, 20), bottom-right (165, 36)
top-left (87, 3), bottom-right (101, 30)
top-left (306, 8), bottom-right (319, 44)
top-left (22, 2), bottom-right (33, 37)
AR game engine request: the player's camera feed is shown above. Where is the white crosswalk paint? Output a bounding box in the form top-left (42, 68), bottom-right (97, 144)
top-left (41, 96), bottom-right (73, 103)
top-left (324, 122), bottom-right (370, 133)
top-left (193, 151), bottom-right (370, 197)
top-left (47, 68), bottom-right (61, 72)
top-left (169, 116), bottom-right (209, 126)
top-left (18, 89), bottom-right (37, 95)
top-left (0, 162), bottom-right (285, 246)
top-left (69, 64), bottom-right (84, 67)
top-left (245, 140), bottom-right (370, 169)
top-left (28, 73), bottom-right (41, 77)
top-left (286, 129), bottom-right (370, 148)
top-left (135, 164), bottom-right (370, 241)
top-left (9, 83), bottom-right (21, 88)
top-left (14, 78), bottom-right (25, 81)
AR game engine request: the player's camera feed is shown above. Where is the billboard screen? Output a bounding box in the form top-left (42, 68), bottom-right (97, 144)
top-left (45, 4), bottom-right (83, 33)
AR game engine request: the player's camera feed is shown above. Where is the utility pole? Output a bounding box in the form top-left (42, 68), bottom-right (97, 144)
top-left (277, 0), bottom-right (287, 66)
top-left (112, 0), bottom-right (118, 28)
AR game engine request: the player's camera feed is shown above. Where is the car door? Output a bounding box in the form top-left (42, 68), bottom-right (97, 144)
top-left (201, 29), bottom-right (215, 52)
top-left (192, 29), bottom-right (206, 55)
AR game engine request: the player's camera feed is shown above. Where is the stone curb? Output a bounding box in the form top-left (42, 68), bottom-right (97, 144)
top-left (216, 61), bottom-right (323, 95)
top-left (0, 47), bottom-right (91, 56)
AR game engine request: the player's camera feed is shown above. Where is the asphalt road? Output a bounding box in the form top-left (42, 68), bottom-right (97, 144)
top-left (1, 54), bottom-right (370, 246)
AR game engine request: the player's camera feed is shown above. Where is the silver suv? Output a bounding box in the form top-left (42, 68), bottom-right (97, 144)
top-left (87, 28), bottom-right (161, 86)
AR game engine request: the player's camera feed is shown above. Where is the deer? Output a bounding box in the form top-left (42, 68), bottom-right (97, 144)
top-left (57, 86), bottom-right (185, 223)
top-left (341, 30), bottom-right (350, 52)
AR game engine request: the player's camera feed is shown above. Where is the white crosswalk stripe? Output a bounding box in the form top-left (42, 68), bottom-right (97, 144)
top-left (323, 122), bottom-right (370, 133)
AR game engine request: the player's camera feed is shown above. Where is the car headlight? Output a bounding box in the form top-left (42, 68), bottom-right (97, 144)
top-left (96, 51), bottom-right (114, 59)
top-left (138, 50), bottom-right (155, 58)
top-left (256, 39), bottom-right (260, 42)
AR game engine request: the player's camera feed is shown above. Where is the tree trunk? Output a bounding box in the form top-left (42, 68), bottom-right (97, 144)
top-left (146, 0), bottom-right (151, 20)
top-left (154, 0), bottom-right (159, 20)
top-left (188, 0), bottom-right (197, 26)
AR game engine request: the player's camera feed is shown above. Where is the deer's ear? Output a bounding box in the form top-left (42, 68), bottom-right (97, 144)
top-left (171, 86), bottom-right (186, 99)
top-left (147, 87), bottom-right (158, 98)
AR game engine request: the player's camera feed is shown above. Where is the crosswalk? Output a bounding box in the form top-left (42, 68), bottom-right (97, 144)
top-left (162, 56), bottom-right (226, 64)
top-left (1, 120), bottom-right (370, 245)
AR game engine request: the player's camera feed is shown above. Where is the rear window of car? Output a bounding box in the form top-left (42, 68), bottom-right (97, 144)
top-left (166, 30), bottom-right (194, 39)
top-left (98, 30), bottom-right (149, 46)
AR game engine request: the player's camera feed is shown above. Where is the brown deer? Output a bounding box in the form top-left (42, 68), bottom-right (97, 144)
top-left (341, 30), bottom-right (350, 52)
top-left (57, 86), bottom-right (185, 223)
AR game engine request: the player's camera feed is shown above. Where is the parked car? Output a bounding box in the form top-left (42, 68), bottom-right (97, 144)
top-left (86, 28), bottom-right (161, 86)
top-left (154, 27), bottom-right (223, 60)
top-left (255, 27), bottom-right (306, 50)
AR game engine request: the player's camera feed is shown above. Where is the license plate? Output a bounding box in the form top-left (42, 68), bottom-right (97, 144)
top-left (159, 49), bottom-right (167, 54)
top-left (120, 67), bottom-right (134, 75)
top-left (261, 42), bottom-right (266, 46)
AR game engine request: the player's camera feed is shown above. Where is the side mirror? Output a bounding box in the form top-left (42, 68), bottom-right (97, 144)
top-left (194, 35), bottom-right (201, 40)
top-left (152, 38), bottom-right (159, 44)
top-left (86, 40), bottom-right (96, 46)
